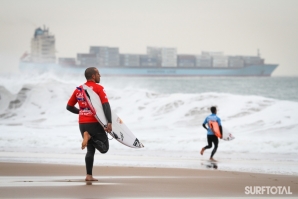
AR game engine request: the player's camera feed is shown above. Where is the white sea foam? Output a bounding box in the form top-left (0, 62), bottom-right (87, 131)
top-left (0, 73), bottom-right (297, 175)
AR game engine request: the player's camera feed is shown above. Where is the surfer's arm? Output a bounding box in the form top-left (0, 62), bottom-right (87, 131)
top-left (67, 90), bottom-right (79, 114)
top-left (219, 125), bottom-right (223, 138)
top-left (66, 104), bottom-right (79, 114)
top-left (218, 118), bottom-right (223, 138)
top-left (102, 102), bottom-right (112, 132)
top-left (202, 118), bottom-right (208, 130)
top-left (102, 102), bottom-right (112, 123)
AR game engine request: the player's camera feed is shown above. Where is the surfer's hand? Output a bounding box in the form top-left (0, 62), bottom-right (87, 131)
top-left (105, 123), bottom-right (112, 133)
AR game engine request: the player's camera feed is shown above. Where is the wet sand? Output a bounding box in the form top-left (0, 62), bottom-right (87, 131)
top-left (0, 162), bottom-right (297, 198)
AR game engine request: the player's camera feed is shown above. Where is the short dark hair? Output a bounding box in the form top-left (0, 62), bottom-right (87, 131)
top-left (210, 106), bottom-right (217, 114)
top-left (85, 67), bottom-right (97, 80)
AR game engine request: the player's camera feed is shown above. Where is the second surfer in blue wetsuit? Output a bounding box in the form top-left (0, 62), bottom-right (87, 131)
top-left (200, 106), bottom-right (222, 162)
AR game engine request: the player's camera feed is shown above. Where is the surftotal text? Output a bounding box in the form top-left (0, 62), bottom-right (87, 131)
top-left (245, 186), bottom-right (292, 195)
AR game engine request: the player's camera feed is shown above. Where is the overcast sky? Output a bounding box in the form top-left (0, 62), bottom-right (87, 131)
top-left (0, 0), bottom-right (297, 76)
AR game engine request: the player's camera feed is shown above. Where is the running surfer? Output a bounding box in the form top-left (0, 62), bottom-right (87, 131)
top-left (66, 67), bottom-right (112, 181)
top-left (200, 106), bottom-right (222, 162)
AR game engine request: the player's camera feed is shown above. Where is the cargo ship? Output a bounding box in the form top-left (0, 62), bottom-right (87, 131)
top-left (19, 26), bottom-right (278, 76)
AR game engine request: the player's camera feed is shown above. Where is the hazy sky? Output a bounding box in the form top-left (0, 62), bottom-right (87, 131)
top-left (0, 0), bottom-right (298, 76)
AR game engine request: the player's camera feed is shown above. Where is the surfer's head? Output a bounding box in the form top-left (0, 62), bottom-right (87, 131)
top-left (85, 67), bottom-right (100, 83)
top-left (210, 106), bottom-right (217, 114)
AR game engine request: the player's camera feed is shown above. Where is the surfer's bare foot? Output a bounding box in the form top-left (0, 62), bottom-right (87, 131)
top-left (200, 148), bottom-right (205, 155)
top-left (210, 158), bottom-right (217, 162)
top-left (82, 131), bottom-right (91, 150)
top-left (85, 175), bottom-right (98, 181)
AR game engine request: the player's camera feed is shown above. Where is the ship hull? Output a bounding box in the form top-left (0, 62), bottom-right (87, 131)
top-left (19, 62), bottom-right (278, 77)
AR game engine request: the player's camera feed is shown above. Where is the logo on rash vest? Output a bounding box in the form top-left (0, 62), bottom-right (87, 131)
top-left (76, 92), bottom-right (84, 101)
top-left (80, 108), bottom-right (93, 116)
top-left (78, 94), bottom-right (87, 106)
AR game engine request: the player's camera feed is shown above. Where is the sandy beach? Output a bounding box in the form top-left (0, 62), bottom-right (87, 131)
top-left (0, 162), bottom-right (297, 198)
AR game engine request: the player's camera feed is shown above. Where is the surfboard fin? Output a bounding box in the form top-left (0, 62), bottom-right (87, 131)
top-left (133, 138), bottom-right (144, 148)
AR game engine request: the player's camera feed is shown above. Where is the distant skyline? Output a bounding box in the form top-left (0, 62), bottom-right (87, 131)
top-left (0, 0), bottom-right (298, 76)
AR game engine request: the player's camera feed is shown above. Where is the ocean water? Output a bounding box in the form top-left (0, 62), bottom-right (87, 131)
top-left (0, 72), bottom-right (298, 175)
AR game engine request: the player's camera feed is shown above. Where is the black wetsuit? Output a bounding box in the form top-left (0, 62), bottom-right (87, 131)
top-left (204, 135), bottom-right (218, 158)
top-left (79, 123), bottom-right (109, 175)
top-left (202, 122), bottom-right (222, 158)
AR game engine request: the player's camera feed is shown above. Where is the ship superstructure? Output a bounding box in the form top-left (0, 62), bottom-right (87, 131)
top-left (29, 26), bottom-right (56, 63)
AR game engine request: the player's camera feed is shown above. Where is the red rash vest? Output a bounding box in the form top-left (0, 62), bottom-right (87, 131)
top-left (67, 81), bottom-right (109, 123)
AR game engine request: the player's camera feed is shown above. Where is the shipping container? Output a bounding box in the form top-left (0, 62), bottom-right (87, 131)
top-left (161, 48), bottom-right (177, 67)
top-left (90, 46), bottom-right (119, 66)
top-left (77, 53), bottom-right (98, 66)
top-left (195, 55), bottom-right (212, 67)
top-left (228, 56), bottom-right (244, 67)
top-left (177, 55), bottom-right (196, 67)
top-left (58, 58), bottom-right (76, 66)
top-left (147, 47), bottom-right (162, 66)
top-left (212, 55), bottom-right (228, 67)
top-left (90, 46), bottom-right (108, 54)
top-left (120, 54), bottom-right (140, 66)
top-left (140, 55), bottom-right (158, 67)
top-left (242, 56), bottom-right (264, 66)
top-left (147, 47), bottom-right (177, 67)
top-left (212, 61), bottom-right (228, 67)
top-left (202, 51), bottom-right (224, 57)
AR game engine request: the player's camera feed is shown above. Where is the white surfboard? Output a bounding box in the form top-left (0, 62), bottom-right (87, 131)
top-left (81, 84), bottom-right (144, 148)
top-left (221, 127), bottom-right (235, 141)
